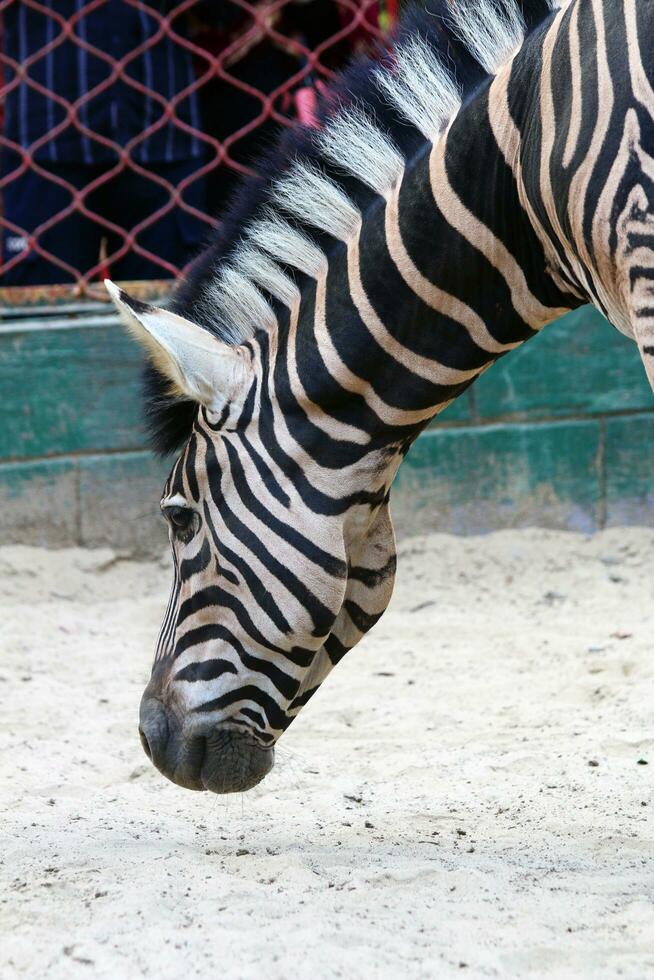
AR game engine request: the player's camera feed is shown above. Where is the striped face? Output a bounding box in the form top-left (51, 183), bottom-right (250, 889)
top-left (141, 395), bottom-right (397, 793)
top-left (102, 277), bottom-right (404, 794)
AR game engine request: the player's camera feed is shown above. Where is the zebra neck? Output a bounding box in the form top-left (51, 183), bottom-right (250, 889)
top-left (291, 87), bottom-right (578, 449)
top-left (499, 0), bottom-right (647, 340)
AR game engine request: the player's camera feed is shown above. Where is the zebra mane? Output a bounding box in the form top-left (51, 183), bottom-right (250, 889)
top-left (146, 0), bottom-right (564, 453)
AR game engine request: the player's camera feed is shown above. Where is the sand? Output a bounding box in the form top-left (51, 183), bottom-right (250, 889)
top-left (1, 527), bottom-right (653, 980)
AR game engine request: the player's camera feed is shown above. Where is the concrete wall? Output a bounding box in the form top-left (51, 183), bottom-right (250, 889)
top-left (393, 308), bottom-right (654, 538)
top-left (1, 305), bottom-right (653, 555)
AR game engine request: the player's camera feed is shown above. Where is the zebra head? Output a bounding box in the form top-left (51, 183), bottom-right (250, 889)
top-left (107, 282), bottom-right (398, 794)
top-left (104, 0), bottom-right (586, 796)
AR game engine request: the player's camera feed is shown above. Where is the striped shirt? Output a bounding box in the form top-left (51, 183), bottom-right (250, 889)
top-left (2, 0), bottom-right (204, 165)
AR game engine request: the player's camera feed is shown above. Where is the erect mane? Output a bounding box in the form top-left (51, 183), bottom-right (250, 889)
top-left (144, 0), bottom-right (563, 454)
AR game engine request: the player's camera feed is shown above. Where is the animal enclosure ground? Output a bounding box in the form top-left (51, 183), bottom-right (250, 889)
top-left (1, 528), bottom-right (653, 980)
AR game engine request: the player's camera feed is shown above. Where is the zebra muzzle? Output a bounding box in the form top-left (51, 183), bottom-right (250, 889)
top-left (138, 691), bottom-right (273, 794)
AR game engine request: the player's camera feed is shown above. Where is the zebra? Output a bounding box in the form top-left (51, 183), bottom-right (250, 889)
top-left (106, 0), bottom-right (654, 794)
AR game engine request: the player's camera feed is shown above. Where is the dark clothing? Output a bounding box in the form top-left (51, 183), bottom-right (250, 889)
top-left (1, 0), bottom-right (209, 282)
top-left (0, 0), bottom-right (378, 284)
top-left (2, 161), bottom-right (207, 284)
top-left (2, 0), bottom-right (203, 164)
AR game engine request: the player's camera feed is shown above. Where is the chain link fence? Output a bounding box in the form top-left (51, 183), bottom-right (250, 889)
top-left (0, 0), bottom-right (393, 303)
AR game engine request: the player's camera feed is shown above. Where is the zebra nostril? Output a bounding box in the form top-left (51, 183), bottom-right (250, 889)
top-left (139, 727), bottom-right (152, 759)
top-left (139, 695), bottom-right (170, 769)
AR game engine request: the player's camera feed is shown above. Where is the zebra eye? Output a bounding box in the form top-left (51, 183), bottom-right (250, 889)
top-left (163, 505), bottom-right (197, 542)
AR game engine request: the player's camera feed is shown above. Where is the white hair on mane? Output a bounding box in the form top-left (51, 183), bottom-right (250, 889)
top-left (272, 160), bottom-right (361, 239)
top-left (248, 213), bottom-right (327, 279)
top-left (375, 35), bottom-right (462, 141)
top-left (204, 265), bottom-right (275, 341)
top-left (203, 0), bottom-right (555, 344)
top-left (317, 106), bottom-right (404, 194)
top-left (448, 0), bottom-right (526, 75)
top-left (232, 245), bottom-right (301, 308)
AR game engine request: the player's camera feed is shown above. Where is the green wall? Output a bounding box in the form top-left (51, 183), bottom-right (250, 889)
top-left (394, 307), bottom-right (654, 537)
top-left (1, 305), bottom-right (652, 552)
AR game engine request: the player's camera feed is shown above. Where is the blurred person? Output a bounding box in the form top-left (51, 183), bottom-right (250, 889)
top-left (1, 0), bottom-right (208, 285)
top-left (191, 0), bottom-right (387, 216)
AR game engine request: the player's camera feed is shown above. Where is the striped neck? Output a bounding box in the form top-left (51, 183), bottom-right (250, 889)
top-left (505, 0), bottom-right (654, 391)
top-left (272, 73), bottom-right (579, 457)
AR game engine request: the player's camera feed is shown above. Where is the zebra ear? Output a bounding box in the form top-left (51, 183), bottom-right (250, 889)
top-left (104, 280), bottom-right (251, 411)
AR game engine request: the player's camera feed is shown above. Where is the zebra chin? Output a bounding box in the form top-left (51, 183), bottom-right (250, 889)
top-left (138, 691), bottom-right (274, 794)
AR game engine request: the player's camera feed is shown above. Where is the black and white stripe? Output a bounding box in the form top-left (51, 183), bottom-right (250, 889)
top-left (108, 0), bottom-right (654, 770)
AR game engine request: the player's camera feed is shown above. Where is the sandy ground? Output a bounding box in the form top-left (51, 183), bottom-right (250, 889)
top-left (1, 527), bottom-right (653, 980)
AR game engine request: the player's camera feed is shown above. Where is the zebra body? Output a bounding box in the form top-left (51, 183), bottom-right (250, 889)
top-left (107, 0), bottom-right (654, 793)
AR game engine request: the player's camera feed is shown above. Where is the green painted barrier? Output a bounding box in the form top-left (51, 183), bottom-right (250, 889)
top-left (0, 316), bottom-right (144, 459)
top-left (1, 304), bottom-right (652, 552)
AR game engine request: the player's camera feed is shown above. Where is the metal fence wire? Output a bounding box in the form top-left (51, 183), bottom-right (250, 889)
top-left (0, 0), bottom-right (393, 300)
